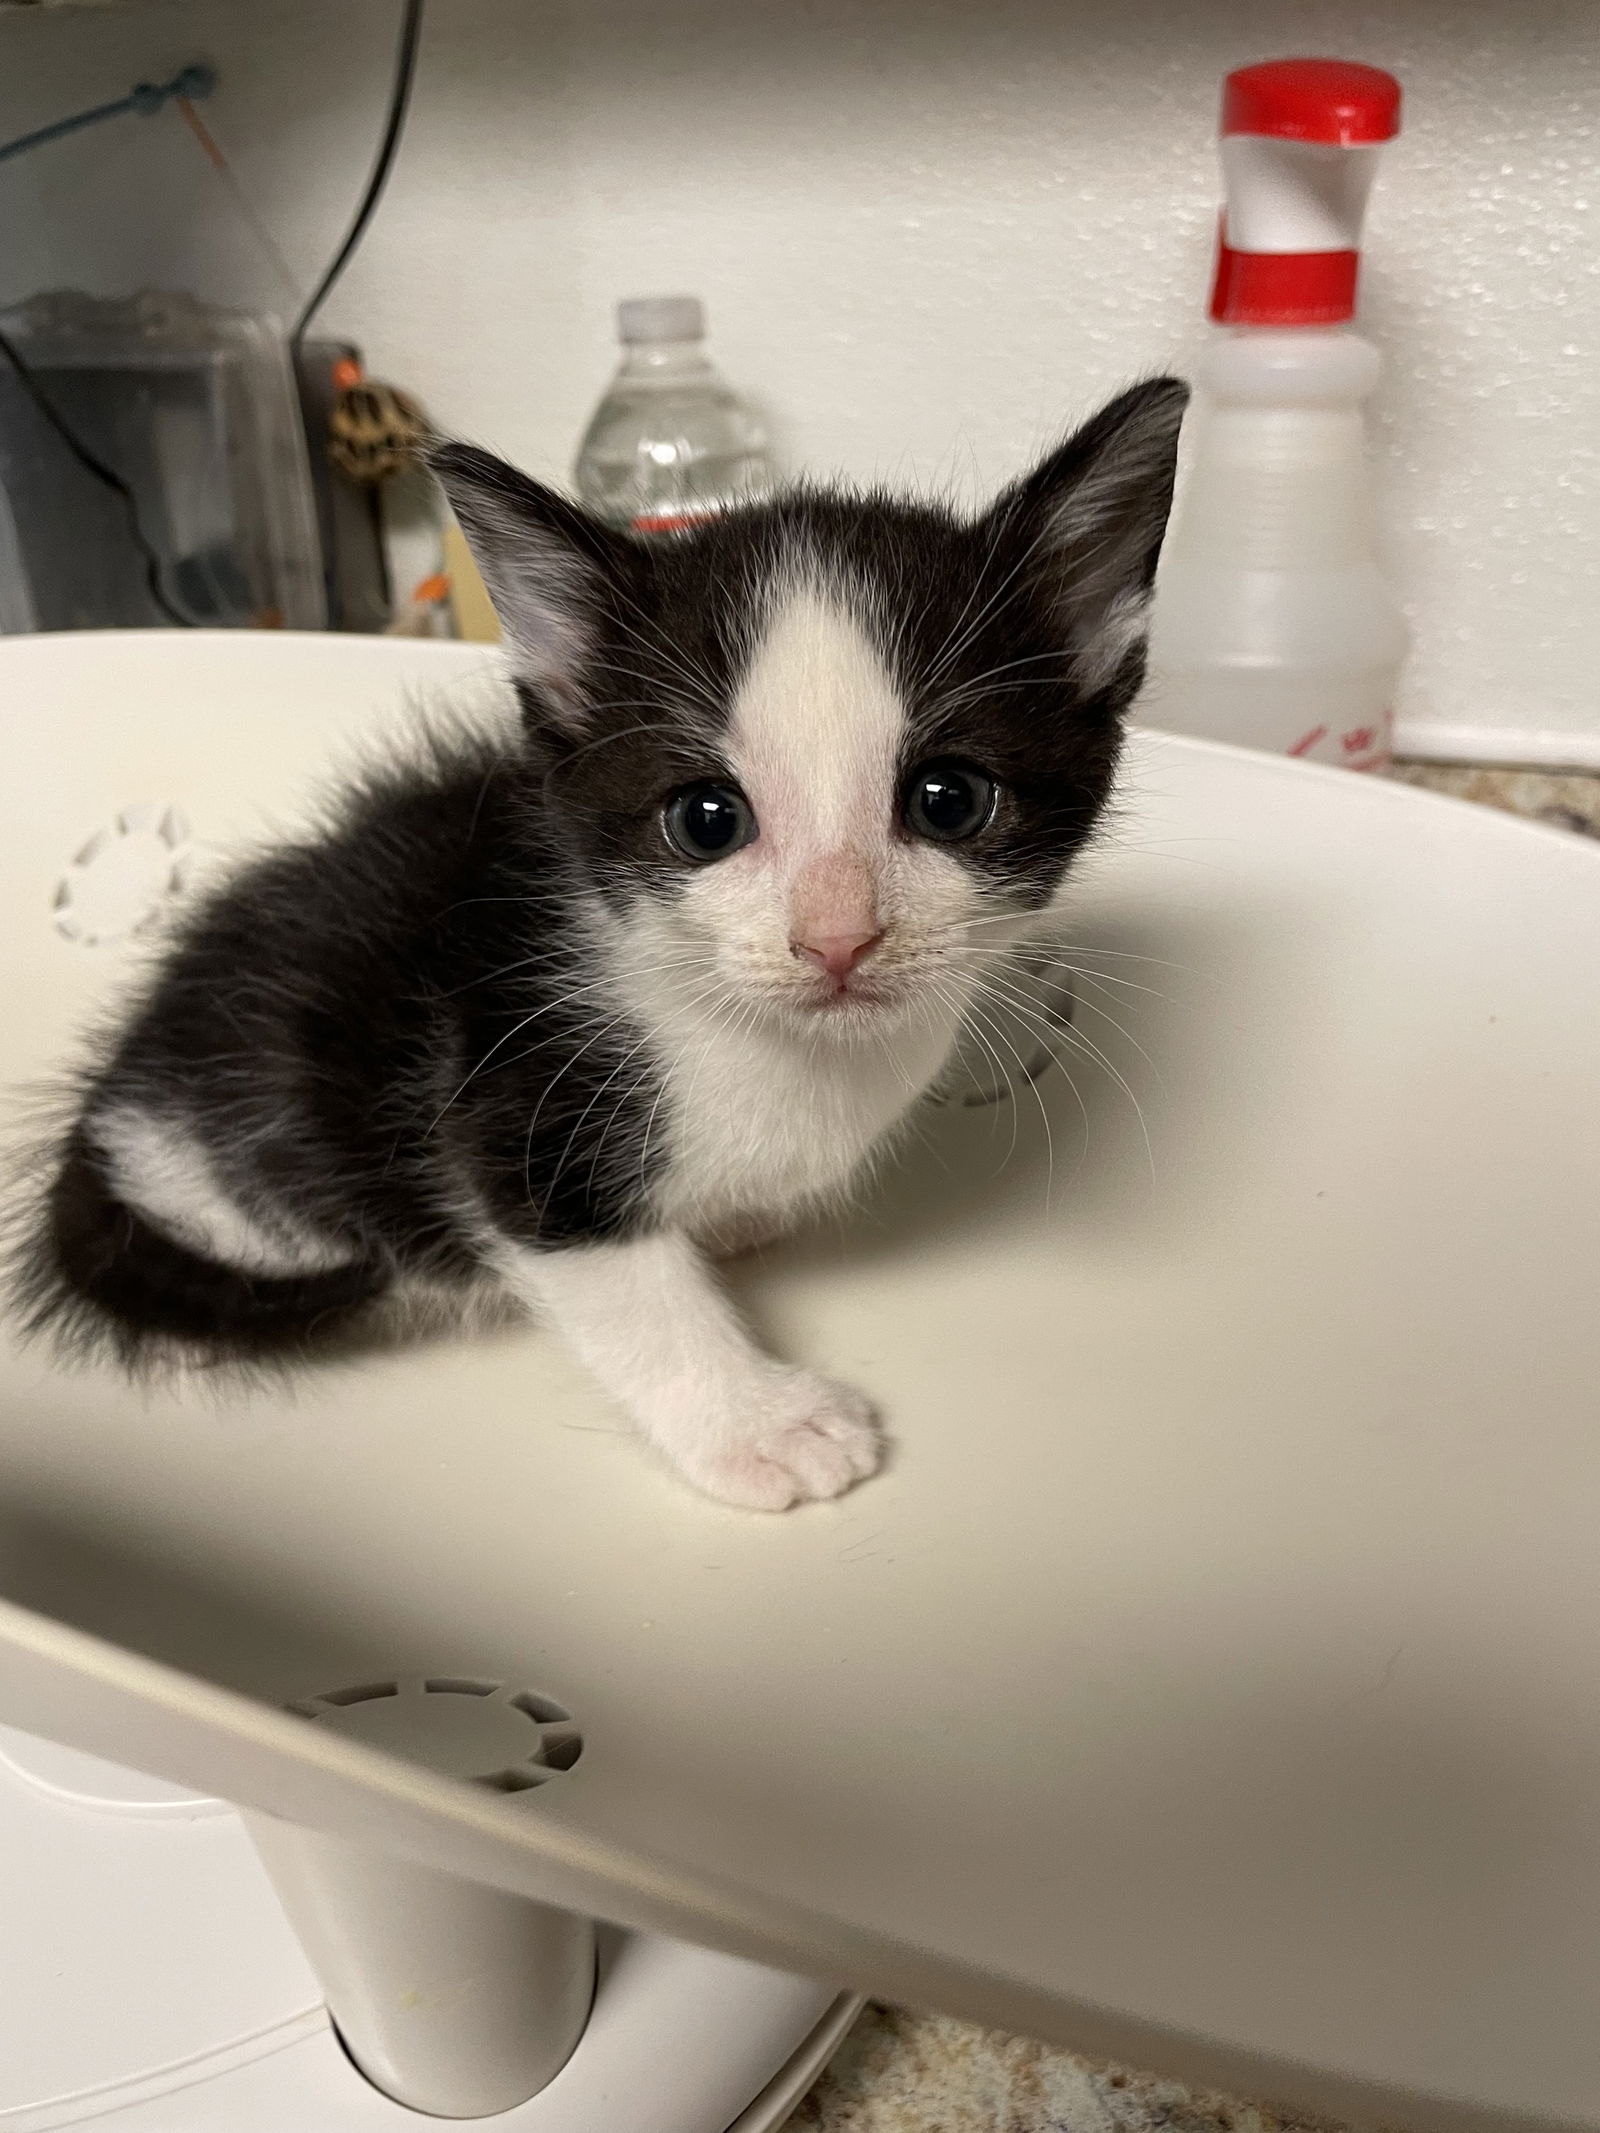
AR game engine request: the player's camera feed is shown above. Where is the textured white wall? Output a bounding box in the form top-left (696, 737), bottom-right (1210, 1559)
top-left (2, 0), bottom-right (1597, 762)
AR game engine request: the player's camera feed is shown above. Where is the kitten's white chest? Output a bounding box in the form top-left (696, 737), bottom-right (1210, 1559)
top-left (650, 1010), bottom-right (949, 1237)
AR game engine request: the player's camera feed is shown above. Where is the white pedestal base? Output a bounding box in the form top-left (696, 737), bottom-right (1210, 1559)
top-left (0, 1723), bottom-right (852, 2132)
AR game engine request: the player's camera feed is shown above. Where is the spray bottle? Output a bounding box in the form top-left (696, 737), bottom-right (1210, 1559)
top-left (1147, 59), bottom-right (1407, 770)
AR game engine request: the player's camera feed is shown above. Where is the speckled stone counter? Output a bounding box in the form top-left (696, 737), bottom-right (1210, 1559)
top-left (783, 759), bottom-right (1600, 2133)
top-left (787, 2006), bottom-right (1343, 2133)
top-left (1387, 760), bottom-right (1600, 838)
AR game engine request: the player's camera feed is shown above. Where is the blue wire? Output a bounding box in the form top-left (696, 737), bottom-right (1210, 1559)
top-left (0, 64), bottom-right (216, 168)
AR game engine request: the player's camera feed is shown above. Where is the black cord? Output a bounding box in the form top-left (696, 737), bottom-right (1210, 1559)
top-left (291, 0), bottom-right (426, 352)
top-left (0, 322), bottom-right (193, 628)
top-left (0, 4), bottom-right (425, 632)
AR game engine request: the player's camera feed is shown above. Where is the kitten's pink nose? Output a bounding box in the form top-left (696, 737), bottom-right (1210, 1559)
top-left (790, 852), bottom-right (882, 989)
top-left (791, 925), bottom-right (883, 984)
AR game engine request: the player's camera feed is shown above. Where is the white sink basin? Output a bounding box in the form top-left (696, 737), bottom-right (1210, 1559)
top-left (2, 631), bottom-right (1598, 2133)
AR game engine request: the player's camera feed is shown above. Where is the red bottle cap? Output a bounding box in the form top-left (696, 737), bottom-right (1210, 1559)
top-left (1222, 59), bottom-right (1402, 146)
top-left (1209, 58), bottom-right (1401, 326)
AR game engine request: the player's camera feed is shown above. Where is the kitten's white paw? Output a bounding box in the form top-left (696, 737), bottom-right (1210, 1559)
top-left (684, 1369), bottom-right (882, 1511)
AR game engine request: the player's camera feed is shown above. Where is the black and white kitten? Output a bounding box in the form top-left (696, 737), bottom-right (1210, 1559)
top-left (16, 377), bottom-right (1187, 1510)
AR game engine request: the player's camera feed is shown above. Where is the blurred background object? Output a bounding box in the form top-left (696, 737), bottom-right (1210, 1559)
top-left (573, 294), bottom-right (774, 531)
top-left (0, 11), bottom-right (435, 638)
top-left (0, 288), bottom-right (325, 630)
top-left (0, 0), bottom-right (1595, 755)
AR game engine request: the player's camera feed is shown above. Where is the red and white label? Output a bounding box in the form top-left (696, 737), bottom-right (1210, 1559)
top-left (628, 488), bottom-right (773, 536)
top-left (630, 505), bottom-right (724, 535)
top-left (1287, 710), bottom-right (1393, 772)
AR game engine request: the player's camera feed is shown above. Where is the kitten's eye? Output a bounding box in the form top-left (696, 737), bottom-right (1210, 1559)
top-left (904, 761), bottom-right (998, 843)
top-left (662, 782), bottom-right (757, 863)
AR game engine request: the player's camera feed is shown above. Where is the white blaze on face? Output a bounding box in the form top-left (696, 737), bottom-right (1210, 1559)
top-left (637, 573), bottom-right (1019, 1031)
top-left (724, 582), bottom-right (905, 950)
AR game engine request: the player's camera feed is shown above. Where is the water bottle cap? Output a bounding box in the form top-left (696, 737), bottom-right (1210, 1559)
top-left (617, 295), bottom-right (705, 345)
top-left (1208, 58), bottom-right (1401, 326)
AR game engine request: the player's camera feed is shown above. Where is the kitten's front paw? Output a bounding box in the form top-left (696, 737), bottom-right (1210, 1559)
top-left (686, 1370), bottom-right (882, 1512)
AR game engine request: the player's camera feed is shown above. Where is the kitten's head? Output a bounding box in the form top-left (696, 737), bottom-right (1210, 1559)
top-left (435, 378), bottom-right (1186, 1036)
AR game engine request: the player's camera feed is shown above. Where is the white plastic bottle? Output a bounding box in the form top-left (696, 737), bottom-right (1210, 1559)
top-left (1147, 60), bottom-right (1408, 770)
top-left (573, 296), bottom-right (774, 534)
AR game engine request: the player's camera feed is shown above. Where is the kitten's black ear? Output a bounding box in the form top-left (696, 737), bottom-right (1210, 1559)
top-left (431, 442), bottom-right (632, 723)
top-left (987, 376), bottom-right (1189, 699)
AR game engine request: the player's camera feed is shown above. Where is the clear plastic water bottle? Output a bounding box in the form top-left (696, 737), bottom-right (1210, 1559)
top-left (573, 296), bottom-right (774, 533)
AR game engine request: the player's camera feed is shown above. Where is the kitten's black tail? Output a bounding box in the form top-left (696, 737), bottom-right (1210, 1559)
top-left (17, 1133), bottom-right (389, 1369)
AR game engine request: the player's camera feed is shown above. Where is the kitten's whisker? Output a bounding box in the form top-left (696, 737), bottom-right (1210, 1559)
top-left (924, 649), bottom-right (1081, 723)
top-left (943, 647), bottom-right (1078, 687)
top-left (984, 982), bottom-right (1156, 1185)
top-left (480, 946), bottom-right (714, 1000)
top-left (941, 942), bottom-right (1172, 1007)
top-left (518, 998), bottom-right (669, 1203)
top-left (643, 980), bottom-right (766, 1211)
top-left (1043, 962), bottom-right (1170, 1004)
top-left (635, 1000), bottom-right (730, 1198)
top-left (1019, 932), bottom-right (1202, 972)
top-left (956, 981), bottom-right (1058, 1205)
top-left (548, 975), bottom-right (731, 1203)
top-left (423, 992), bottom-right (606, 1138)
top-left (927, 507), bottom-right (1058, 683)
top-left (592, 628), bottom-right (727, 723)
top-left (928, 978), bottom-right (1022, 1180)
top-left (589, 1062), bottom-right (667, 1204)
top-left (963, 960), bottom-right (1168, 1098)
top-left (423, 951), bottom-right (717, 1133)
top-left (541, 720), bottom-right (697, 800)
top-left (964, 974), bottom-right (1096, 1187)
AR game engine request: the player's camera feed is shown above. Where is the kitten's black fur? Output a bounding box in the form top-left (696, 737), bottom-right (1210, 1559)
top-left (10, 377), bottom-right (1188, 1369)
